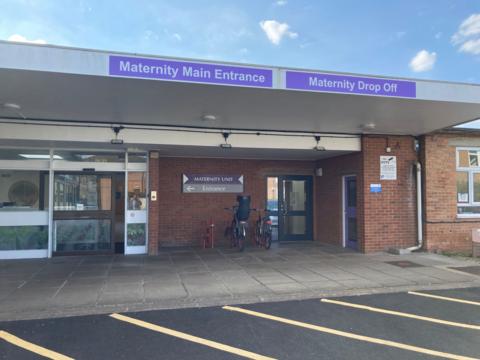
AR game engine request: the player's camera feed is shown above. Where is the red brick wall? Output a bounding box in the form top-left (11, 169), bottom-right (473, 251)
top-left (421, 133), bottom-right (480, 254)
top-left (362, 136), bottom-right (418, 252)
top-left (315, 153), bottom-right (363, 247)
top-left (148, 152), bottom-right (160, 255)
top-left (152, 157), bottom-right (315, 248)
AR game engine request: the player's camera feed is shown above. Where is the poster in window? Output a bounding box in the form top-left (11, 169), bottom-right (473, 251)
top-left (458, 193), bottom-right (469, 203)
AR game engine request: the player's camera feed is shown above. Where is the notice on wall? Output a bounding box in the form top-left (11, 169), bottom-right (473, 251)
top-left (182, 174), bottom-right (244, 193)
top-left (380, 156), bottom-right (397, 180)
top-left (370, 184), bottom-right (382, 193)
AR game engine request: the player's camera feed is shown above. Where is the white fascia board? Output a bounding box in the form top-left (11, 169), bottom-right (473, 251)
top-left (1, 41), bottom-right (479, 104)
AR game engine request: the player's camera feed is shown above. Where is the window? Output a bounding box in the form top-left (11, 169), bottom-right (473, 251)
top-left (127, 172), bottom-right (147, 210)
top-left (54, 174), bottom-right (111, 211)
top-left (0, 170), bottom-right (48, 210)
top-left (456, 148), bottom-right (480, 215)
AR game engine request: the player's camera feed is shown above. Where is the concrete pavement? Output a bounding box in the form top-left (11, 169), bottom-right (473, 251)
top-left (1, 243), bottom-right (479, 321)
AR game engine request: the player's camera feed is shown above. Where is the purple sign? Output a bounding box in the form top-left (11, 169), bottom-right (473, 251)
top-left (285, 71), bottom-right (416, 98)
top-left (182, 174), bottom-right (244, 193)
top-left (109, 55), bottom-right (273, 88)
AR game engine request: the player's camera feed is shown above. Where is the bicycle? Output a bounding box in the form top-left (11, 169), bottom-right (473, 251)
top-left (224, 196), bottom-right (254, 252)
top-left (254, 209), bottom-right (273, 250)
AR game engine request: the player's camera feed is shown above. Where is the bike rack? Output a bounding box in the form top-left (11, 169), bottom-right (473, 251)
top-left (202, 218), bottom-right (215, 249)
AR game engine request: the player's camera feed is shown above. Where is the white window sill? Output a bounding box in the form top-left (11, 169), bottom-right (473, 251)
top-left (457, 214), bottom-right (480, 219)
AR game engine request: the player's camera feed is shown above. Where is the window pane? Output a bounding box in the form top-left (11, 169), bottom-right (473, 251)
top-left (54, 150), bottom-right (125, 163)
top-left (458, 150), bottom-right (469, 167)
top-left (284, 180), bottom-right (306, 211)
top-left (458, 206), bottom-right (480, 214)
top-left (0, 148), bottom-right (50, 160)
top-left (474, 173), bottom-right (480, 203)
top-left (127, 172), bottom-right (147, 210)
top-left (127, 223), bottom-right (146, 246)
top-left (456, 172), bottom-right (469, 203)
top-left (0, 225), bottom-right (48, 250)
top-left (470, 151), bottom-right (479, 167)
top-left (282, 215), bottom-right (306, 235)
top-left (54, 219), bottom-right (111, 252)
top-left (0, 170), bottom-right (47, 210)
top-left (128, 153), bottom-right (147, 163)
top-left (347, 179), bottom-right (357, 207)
top-left (54, 174), bottom-right (111, 211)
top-left (266, 177), bottom-right (278, 211)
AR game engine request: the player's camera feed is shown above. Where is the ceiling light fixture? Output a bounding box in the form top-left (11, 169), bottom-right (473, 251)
top-left (111, 125), bottom-right (125, 145)
top-left (19, 154), bottom-right (63, 160)
top-left (1, 102), bottom-right (26, 119)
top-left (220, 132), bottom-right (232, 149)
top-left (313, 135), bottom-right (326, 151)
top-left (361, 122), bottom-right (376, 131)
top-left (202, 114), bottom-right (217, 121)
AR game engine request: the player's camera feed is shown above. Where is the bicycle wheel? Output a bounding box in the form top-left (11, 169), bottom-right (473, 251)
top-left (229, 221), bottom-right (237, 248)
top-left (254, 221), bottom-right (261, 247)
top-left (238, 225), bottom-right (246, 252)
top-left (264, 230), bottom-right (272, 250)
top-left (238, 234), bottom-right (245, 251)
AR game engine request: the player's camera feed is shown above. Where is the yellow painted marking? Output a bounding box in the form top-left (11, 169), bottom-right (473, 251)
top-left (409, 291), bottom-right (480, 307)
top-left (0, 330), bottom-right (74, 360)
top-left (109, 313), bottom-right (275, 360)
top-left (321, 298), bottom-right (480, 330)
top-left (223, 306), bottom-right (479, 360)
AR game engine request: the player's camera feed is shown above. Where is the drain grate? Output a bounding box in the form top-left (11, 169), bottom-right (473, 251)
top-left (449, 266), bottom-right (480, 276)
top-left (385, 260), bottom-right (425, 268)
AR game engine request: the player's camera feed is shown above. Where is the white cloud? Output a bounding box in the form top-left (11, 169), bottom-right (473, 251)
top-left (259, 20), bottom-right (297, 45)
top-left (459, 38), bottom-right (480, 55)
top-left (172, 33), bottom-right (182, 42)
top-left (7, 34), bottom-right (46, 44)
top-left (409, 50), bottom-right (437, 72)
top-left (452, 13), bottom-right (480, 55)
top-left (274, 0), bottom-right (287, 6)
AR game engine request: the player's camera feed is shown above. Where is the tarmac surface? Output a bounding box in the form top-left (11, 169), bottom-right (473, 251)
top-left (1, 287), bottom-right (479, 359)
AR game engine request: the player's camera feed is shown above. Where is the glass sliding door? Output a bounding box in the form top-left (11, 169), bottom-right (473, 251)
top-left (125, 171), bottom-right (147, 254)
top-left (52, 173), bottom-right (114, 254)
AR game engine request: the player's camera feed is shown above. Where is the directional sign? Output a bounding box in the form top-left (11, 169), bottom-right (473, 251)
top-left (182, 174), bottom-right (244, 193)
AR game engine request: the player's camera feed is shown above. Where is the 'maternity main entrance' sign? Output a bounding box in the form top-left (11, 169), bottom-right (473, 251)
top-left (285, 70), bottom-right (416, 98)
top-left (109, 55), bottom-right (273, 88)
top-left (182, 174), bottom-right (244, 193)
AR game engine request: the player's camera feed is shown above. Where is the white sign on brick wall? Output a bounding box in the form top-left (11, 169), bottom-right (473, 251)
top-left (380, 156), bottom-right (397, 180)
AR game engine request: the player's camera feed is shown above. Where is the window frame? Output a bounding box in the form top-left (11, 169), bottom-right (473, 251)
top-left (456, 147), bottom-right (480, 217)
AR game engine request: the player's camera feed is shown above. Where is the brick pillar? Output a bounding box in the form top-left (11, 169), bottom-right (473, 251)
top-left (360, 135), bottom-right (418, 252)
top-left (148, 151), bottom-right (160, 255)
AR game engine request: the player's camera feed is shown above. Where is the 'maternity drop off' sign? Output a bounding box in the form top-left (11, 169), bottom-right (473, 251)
top-left (182, 174), bottom-right (244, 193)
top-left (285, 70), bottom-right (416, 98)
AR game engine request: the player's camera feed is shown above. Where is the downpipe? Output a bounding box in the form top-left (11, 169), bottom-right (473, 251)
top-left (389, 160), bottom-right (423, 255)
top-left (405, 161), bottom-right (423, 252)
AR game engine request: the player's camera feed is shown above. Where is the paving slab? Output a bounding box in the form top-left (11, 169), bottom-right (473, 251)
top-left (0, 242), bottom-right (479, 321)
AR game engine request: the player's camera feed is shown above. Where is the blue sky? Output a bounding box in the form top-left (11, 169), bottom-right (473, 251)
top-left (1, 0), bottom-right (480, 83)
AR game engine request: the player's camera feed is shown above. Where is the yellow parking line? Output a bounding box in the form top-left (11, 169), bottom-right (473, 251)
top-left (223, 306), bottom-right (479, 360)
top-left (321, 298), bottom-right (480, 330)
top-left (0, 330), bottom-right (74, 360)
top-left (408, 291), bottom-right (480, 306)
top-left (109, 313), bottom-right (276, 360)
